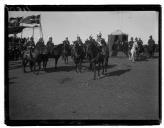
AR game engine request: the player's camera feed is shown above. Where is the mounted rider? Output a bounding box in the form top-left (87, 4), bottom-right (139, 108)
top-left (63, 37), bottom-right (70, 46)
top-left (96, 32), bottom-right (108, 55)
top-left (89, 34), bottom-right (96, 44)
top-left (46, 36), bottom-right (54, 54)
top-left (128, 37), bottom-right (134, 50)
top-left (76, 35), bottom-right (83, 46)
top-left (138, 38), bottom-right (143, 46)
top-left (36, 37), bottom-right (46, 54)
top-left (26, 36), bottom-right (35, 50)
top-left (96, 32), bottom-right (105, 46)
top-left (133, 37), bottom-right (139, 50)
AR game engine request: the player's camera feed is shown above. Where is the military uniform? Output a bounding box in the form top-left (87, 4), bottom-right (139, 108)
top-left (36, 38), bottom-right (46, 54)
top-left (148, 38), bottom-right (155, 46)
top-left (128, 40), bottom-right (134, 50)
top-left (26, 39), bottom-right (35, 50)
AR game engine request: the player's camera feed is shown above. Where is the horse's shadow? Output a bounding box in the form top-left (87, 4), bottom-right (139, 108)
top-left (136, 55), bottom-right (149, 62)
top-left (84, 64), bottom-right (117, 72)
top-left (45, 65), bottom-right (75, 73)
top-left (100, 69), bottom-right (131, 79)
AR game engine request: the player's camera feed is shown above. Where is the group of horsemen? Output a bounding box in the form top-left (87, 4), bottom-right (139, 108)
top-left (24, 32), bottom-right (156, 60)
top-left (24, 32), bottom-right (108, 56)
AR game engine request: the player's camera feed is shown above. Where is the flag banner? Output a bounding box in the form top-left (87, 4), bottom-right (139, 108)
top-left (8, 26), bottom-right (26, 34)
top-left (8, 17), bottom-right (22, 27)
top-left (21, 15), bottom-right (40, 24)
top-left (8, 25), bottom-right (39, 35)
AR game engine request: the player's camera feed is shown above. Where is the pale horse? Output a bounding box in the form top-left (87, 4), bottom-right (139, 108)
top-left (129, 41), bottom-right (138, 62)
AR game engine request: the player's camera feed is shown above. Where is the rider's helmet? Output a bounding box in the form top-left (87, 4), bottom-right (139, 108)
top-left (89, 35), bottom-right (93, 40)
top-left (65, 37), bottom-right (68, 40)
top-left (135, 37), bottom-right (138, 42)
top-left (30, 36), bottom-right (34, 41)
top-left (97, 32), bottom-right (102, 37)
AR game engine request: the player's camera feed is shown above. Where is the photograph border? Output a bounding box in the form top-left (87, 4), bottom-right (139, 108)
top-left (4, 4), bottom-right (162, 126)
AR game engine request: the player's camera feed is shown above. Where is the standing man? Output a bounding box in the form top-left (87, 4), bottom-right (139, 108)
top-left (147, 35), bottom-right (155, 58)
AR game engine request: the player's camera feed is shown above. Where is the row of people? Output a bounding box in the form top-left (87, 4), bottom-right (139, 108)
top-left (24, 33), bottom-right (155, 51)
top-left (24, 32), bottom-right (106, 49)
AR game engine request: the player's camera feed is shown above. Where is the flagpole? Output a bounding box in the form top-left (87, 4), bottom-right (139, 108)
top-left (32, 26), bottom-right (34, 38)
top-left (40, 15), bottom-right (44, 40)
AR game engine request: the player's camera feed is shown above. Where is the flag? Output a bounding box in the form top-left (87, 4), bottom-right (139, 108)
top-left (21, 15), bottom-right (40, 24)
top-left (8, 17), bottom-right (22, 27)
top-left (8, 26), bottom-right (26, 34)
top-left (8, 25), bottom-right (39, 35)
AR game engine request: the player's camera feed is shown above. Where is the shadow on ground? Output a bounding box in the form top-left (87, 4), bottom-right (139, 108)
top-left (99, 69), bottom-right (131, 79)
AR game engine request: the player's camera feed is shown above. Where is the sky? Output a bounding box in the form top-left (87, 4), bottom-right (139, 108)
top-left (9, 11), bottom-right (159, 44)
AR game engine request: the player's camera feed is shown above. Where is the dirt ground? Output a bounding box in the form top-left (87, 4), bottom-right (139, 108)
top-left (8, 52), bottom-right (159, 120)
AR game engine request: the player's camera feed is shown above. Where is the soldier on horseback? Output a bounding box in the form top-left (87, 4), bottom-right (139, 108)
top-left (128, 37), bottom-right (134, 50)
top-left (36, 37), bottom-right (46, 54)
top-left (62, 37), bottom-right (70, 64)
top-left (63, 37), bottom-right (70, 46)
top-left (46, 36), bottom-right (54, 55)
top-left (76, 35), bottom-right (83, 46)
top-left (26, 36), bottom-right (35, 50)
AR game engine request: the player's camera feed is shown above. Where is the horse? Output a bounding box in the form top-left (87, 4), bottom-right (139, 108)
top-left (22, 46), bottom-right (42, 73)
top-left (62, 43), bottom-right (71, 64)
top-left (44, 43), bottom-right (63, 69)
top-left (71, 41), bottom-right (85, 73)
top-left (136, 43), bottom-right (145, 60)
top-left (129, 42), bottom-right (138, 62)
top-left (86, 39), bottom-right (109, 80)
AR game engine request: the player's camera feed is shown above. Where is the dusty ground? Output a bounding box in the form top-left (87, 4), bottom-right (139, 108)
top-left (8, 52), bottom-right (159, 120)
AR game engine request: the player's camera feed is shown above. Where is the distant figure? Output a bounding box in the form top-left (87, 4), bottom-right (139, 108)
top-left (26, 36), bottom-right (35, 50)
top-left (128, 37), bottom-right (134, 50)
top-left (62, 37), bottom-right (70, 64)
top-left (147, 35), bottom-right (155, 58)
top-left (96, 32), bottom-right (105, 47)
top-left (138, 38), bottom-right (143, 46)
top-left (129, 37), bottom-right (138, 62)
top-left (77, 36), bottom-right (83, 46)
top-left (63, 37), bottom-right (70, 46)
top-left (36, 37), bottom-right (46, 54)
top-left (46, 37), bottom-right (54, 54)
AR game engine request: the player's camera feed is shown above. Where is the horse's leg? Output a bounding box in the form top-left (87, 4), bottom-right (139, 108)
top-left (101, 61), bottom-right (104, 75)
top-left (22, 59), bottom-right (26, 73)
top-left (79, 59), bottom-right (82, 73)
top-left (93, 63), bottom-right (96, 80)
top-left (128, 51), bottom-right (131, 60)
top-left (22, 59), bottom-right (28, 73)
top-left (66, 56), bottom-right (68, 64)
top-left (76, 63), bottom-right (78, 73)
top-left (55, 58), bottom-right (58, 69)
top-left (29, 61), bottom-right (33, 72)
top-left (98, 63), bottom-right (100, 77)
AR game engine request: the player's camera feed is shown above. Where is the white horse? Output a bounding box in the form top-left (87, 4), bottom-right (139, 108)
top-left (129, 41), bottom-right (138, 62)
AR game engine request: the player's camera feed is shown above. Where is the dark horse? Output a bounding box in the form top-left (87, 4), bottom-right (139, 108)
top-left (22, 47), bottom-right (43, 73)
top-left (43, 43), bottom-right (63, 69)
top-left (71, 41), bottom-right (85, 73)
top-left (62, 43), bottom-right (71, 64)
top-left (86, 40), bottom-right (109, 80)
